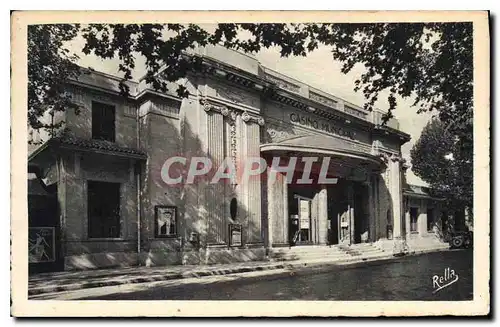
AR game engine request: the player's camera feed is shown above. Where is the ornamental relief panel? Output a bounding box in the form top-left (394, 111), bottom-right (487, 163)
top-left (225, 116), bottom-right (239, 182)
top-left (309, 92), bottom-right (338, 108)
top-left (262, 120), bottom-right (304, 144)
top-left (265, 74), bottom-right (301, 93)
top-left (211, 81), bottom-right (259, 108)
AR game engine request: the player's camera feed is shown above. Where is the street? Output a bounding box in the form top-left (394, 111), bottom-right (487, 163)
top-left (35, 249), bottom-right (473, 301)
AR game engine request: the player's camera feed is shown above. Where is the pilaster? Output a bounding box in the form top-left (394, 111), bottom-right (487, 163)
top-left (205, 108), bottom-right (225, 245)
top-left (243, 119), bottom-right (264, 244)
top-left (201, 97), bottom-right (266, 246)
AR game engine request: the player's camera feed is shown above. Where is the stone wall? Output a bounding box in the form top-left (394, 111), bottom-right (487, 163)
top-left (138, 95), bottom-right (183, 266)
top-left (62, 152), bottom-right (138, 270)
top-left (66, 85), bottom-right (138, 148)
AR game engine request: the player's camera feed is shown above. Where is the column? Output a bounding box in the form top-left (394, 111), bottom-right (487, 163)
top-left (419, 199), bottom-right (428, 237)
top-left (405, 203), bottom-right (411, 239)
top-left (368, 176), bottom-right (376, 242)
top-left (348, 183), bottom-right (355, 245)
top-left (390, 156), bottom-right (403, 239)
top-left (282, 175), bottom-right (288, 244)
top-left (267, 167), bottom-right (285, 246)
top-left (373, 175), bottom-right (380, 239)
top-left (318, 185), bottom-right (328, 244)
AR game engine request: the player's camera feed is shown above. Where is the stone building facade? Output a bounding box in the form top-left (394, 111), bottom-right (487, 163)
top-left (28, 46), bottom-right (451, 271)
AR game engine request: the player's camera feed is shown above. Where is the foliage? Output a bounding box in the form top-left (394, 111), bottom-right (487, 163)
top-left (410, 119), bottom-right (473, 207)
top-left (28, 24), bottom-right (81, 138)
top-left (28, 22), bottom-right (473, 150)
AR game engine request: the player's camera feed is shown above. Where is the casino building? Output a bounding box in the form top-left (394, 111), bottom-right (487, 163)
top-left (28, 46), bottom-right (454, 271)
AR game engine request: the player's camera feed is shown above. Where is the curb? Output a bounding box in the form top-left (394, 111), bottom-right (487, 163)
top-left (28, 263), bottom-right (288, 296)
top-left (28, 247), bottom-right (450, 297)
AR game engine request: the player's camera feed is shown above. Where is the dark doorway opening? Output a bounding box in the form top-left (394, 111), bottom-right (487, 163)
top-left (287, 184), bottom-right (320, 246)
top-left (28, 182), bottom-right (63, 274)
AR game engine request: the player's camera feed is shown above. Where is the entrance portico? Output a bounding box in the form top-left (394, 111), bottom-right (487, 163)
top-left (261, 136), bottom-right (386, 248)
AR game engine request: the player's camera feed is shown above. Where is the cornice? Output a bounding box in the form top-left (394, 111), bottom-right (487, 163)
top-left (198, 59), bottom-right (378, 133)
top-left (373, 124), bottom-right (411, 143)
top-left (69, 57), bottom-right (410, 142)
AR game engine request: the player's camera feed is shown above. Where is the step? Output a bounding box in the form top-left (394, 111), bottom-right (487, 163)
top-left (271, 251), bottom-right (353, 260)
top-left (272, 249), bottom-right (387, 261)
top-left (271, 250), bottom-right (347, 257)
top-left (348, 246), bottom-right (382, 253)
top-left (271, 251), bottom-right (352, 259)
top-left (270, 244), bottom-right (388, 260)
top-left (408, 245), bottom-right (449, 250)
top-left (271, 254), bottom-right (353, 262)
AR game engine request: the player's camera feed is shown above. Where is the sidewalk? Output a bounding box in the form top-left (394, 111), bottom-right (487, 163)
top-left (28, 247), bottom-right (448, 297)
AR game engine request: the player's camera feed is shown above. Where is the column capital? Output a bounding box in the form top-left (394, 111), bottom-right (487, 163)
top-left (376, 153), bottom-right (389, 164)
top-left (200, 98), bottom-right (264, 125)
top-left (241, 111), bottom-right (265, 126)
top-left (200, 98), bottom-right (228, 114)
top-left (390, 154), bottom-right (404, 163)
top-left (376, 150), bottom-right (404, 164)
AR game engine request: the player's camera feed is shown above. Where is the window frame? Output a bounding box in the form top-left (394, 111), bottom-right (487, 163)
top-left (91, 100), bottom-right (116, 142)
top-left (154, 205), bottom-right (178, 238)
top-left (87, 180), bottom-right (121, 239)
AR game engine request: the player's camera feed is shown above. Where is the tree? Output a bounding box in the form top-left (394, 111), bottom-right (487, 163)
top-left (28, 24), bottom-right (81, 139)
top-left (28, 22), bottom-right (473, 152)
top-left (410, 119), bottom-right (473, 209)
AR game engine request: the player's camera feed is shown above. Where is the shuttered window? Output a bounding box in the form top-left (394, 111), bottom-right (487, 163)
top-left (88, 181), bottom-right (120, 238)
top-left (92, 101), bottom-right (115, 142)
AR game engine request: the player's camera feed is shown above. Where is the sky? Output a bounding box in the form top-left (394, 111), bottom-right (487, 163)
top-left (68, 30), bottom-right (433, 186)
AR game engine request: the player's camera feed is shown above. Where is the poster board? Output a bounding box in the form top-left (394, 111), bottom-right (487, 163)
top-left (299, 199), bottom-right (310, 229)
top-left (28, 227), bottom-right (55, 263)
top-left (228, 223), bottom-right (242, 247)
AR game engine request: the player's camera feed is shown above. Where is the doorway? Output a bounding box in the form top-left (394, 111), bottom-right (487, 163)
top-left (287, 185), bottom-right (319, 246)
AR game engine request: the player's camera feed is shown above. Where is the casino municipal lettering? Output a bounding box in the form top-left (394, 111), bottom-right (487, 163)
top-left (289, 113), bottom-right (356, 139)
top-left (27, 46), bottom-right (467, 272)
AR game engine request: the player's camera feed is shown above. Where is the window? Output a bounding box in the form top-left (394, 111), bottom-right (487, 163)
top-left (410, 207), bottom-right (419, 232)
top-left (88, 181), bottom-right (120, 238)
top-left (155, 206), bottom-right (177, 237)
top-left (427, 208), bottom-right (435, 231)
top-left (92, 101), bottom-right (115, 142)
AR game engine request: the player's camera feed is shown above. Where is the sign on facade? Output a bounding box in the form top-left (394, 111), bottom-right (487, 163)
top-left (155, 206), bottom-right (177, 237)
top-left (29, 227), bottom-right (55, 263)
top-left (299, 199), bottom-right (310, 229)
top-left (229, 224), bottom-right (242, 247)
